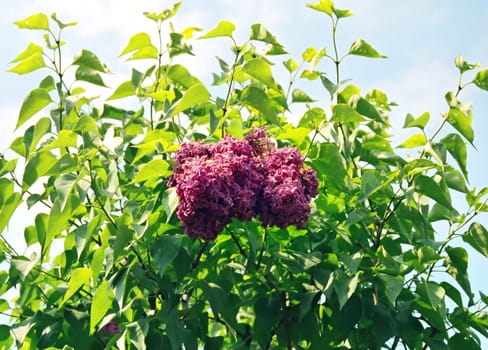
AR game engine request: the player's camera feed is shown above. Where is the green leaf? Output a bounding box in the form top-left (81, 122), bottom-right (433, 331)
top-left (72, 49), bottom-right (108, 72)
top-left (169, 84), bottom-right (209, 117)
top-left (167, 64), bottom-right (202, 89)
top-left (423, 280), bottom-right (445, 311)
top-left (283, 58), bottom-right (299, 73)
top-left (445, 246), bottom-right (472, 299)
top-left (108, 81), bottom-right (135, 100)
top-left (7, 53), bottom-right (45, 75)
top-left (132, 159), bottom-right (172, 183)
top-left (310, 143), bottom-right (346, 189)
top-left (333, 6), bottom-right (353, 18)
top-left (359, 171), bottom-right (382, 200)
top-left (120, 32), bottom-right (158, 59)
top-left (152, 235), bottom-right (183, 275)
top-left (444, 166), bottom-right (468, 193)
top-left (0, 193), bottom-right (22, 234)
top-left (441, 133), bottom-right (468, 178)
top-left (463, 223), bottom-right (488, 258)
top-left (348, 39), bottom-right (387, 58)
top-left (240, 86), bottom-right (278, 124)
top-left (22, 151), bottom-right (57, 190)
top-left (398, 134), bottom-right (427, 148)
top-left (253, 296), bottom-right (281, 348)
top-left (428, 203), bottom-right (459, 222)
top-left (14, 13), bottom-right (49, 30)
top-left (45, 153), bottom-right (78, 176)
top-left (62, 267), bottom-right (91, 304)
top-left (299, 106), bottom-right (325, 129)
top-left (75, 66), bottom-right (107, 87)
top-left (47, 196), bottom-right (75, 240)
top-left (302, 47), bottom-right (317, 62)
top-left (0, 159), bottom-right (17, 177)
top-left (331, 103), bottom-right (365, 123)
top-left (51, 13), bottom-right (77, 29)
top-left (276, 127), bottom-right (311, 147)
top-left (378, 273), bottom-right (403, 305)
top-left (320, 74), bottom-right (340, 98)
top-left (143, 2), bottom-right (181, 22)
top-left (307, 0), bottom-right (333, 16)
top-left (403, 112), bottom-right (430, 130)
top-left (292, 88), bottom-right (315, 103)
top-left (446, 108), bottom-right (474, 144)
top-left (473, 69), bottom-right (488, 91)
top-left (17, 88), bottom-right (52, 129)
top-left (90, 280), bottom-right (112, 334)
top-left (9, 43), bottom-right (43, 63)
top-left (414, 175), bottom-right (452, 209)
top-left (440, 281), bottom-right (463, 307)
top-left (334, 271), bottom-right (360, 310)
top-left (242, 58), bottom-right (277, 89)
top-left (162, 187), bottom-right (178, 222)
top-left (28, 117), bottom-right (51, 155)
top-left (10, 314), bottom-right (37, 347)
top-left (200, 20), bottom-right (235, 39)
top-left (250, 24), bottom-right (285, 49)
top-left (54, 173), bottom-right (77, 211)
top-left (454, 55), bottom-right (480, 74)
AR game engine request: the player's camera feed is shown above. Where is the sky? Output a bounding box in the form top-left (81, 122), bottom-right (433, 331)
top-left (1, 0), bottom-right (488, 339)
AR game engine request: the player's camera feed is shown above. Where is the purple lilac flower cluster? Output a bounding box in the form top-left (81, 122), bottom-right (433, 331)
top-left (169, 129), bottom-right (318, 240)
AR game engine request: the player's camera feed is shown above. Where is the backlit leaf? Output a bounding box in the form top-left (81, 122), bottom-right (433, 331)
top-left (473, 69), bottom-right (488, 91)
top-left (22, 151), bottom-right (57, 190)
top-left (132, 159), bottom-right (171, 183)
top-left (167, 64), bottom-right (202, 89)
top-left (446, 108), bottom-right (474, 144)
top-left (17, 88), bottom-right (52, 129)
top-left (200, 20), bottom-right (235, 39)
top-left (292, 88), bottom-right (315, 103)
top-left (9, 43), bottom-right (43, 63)
top-left (240, 86), bottom-right (278, 124)
top-left (243, 58), bottom-right (277, 89)
top-left (169, 84), bottom-right (209, 117)
top-left (445, 246), bottom-right (472, 299)
top-left (307, 0), bottom-right (333, 16)
top-left (349, 39), bottom-right (387, 58)
top-left (75, 66), bottom-right (107, 87)
top-left (463, 223), bottom-right (488, 258)
top-left (331, 103), bottom-right (365, 123)
top-left (403, 112), bottom-right (430, 130)
top-left (7, 53), bottom-right (45, 75)
top-left (62, 267), bottom-right (91, 304)
top-left (398, 134), bottom-right (427, 148)
top-left (414, 175), bottom-right (452, 209)
top-left (14, 13), bottom-right (49, 30)
top-left (72, 49), bottom-right (108, 72)
top-left (120, 32), bottom-right (158, 59)
top-left (0, 193), bottom-right (22, 234)
top-left (108, 81), bottom-right (135, 100)
top-left (441, 133), bottom-right (468, 178)
top-left (250, 24), bottom-right (285, 49)
top-left (90, 280), bottom-right (112, 334)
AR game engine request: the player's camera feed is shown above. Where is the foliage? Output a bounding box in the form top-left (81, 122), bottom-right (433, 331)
top-left (1, 2), bottom-right (488, 349)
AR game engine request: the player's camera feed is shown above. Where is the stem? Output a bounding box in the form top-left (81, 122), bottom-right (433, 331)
top-left (221, 38), bottom-right (241, 136)
top-left (149, 20), bottom-right (165, 130)
top-left (191, 241), bottom-right (209, 269)
top-left (87, 159), bottom-right (116, 227)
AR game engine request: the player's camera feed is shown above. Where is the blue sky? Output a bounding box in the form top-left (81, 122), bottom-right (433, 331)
top-left (1, 0), bottom-right (487, 335)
